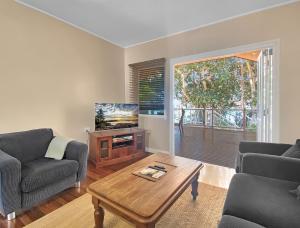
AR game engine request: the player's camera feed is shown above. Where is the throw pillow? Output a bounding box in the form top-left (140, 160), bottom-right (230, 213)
top-left (290, 185), bottom-right (300, 200)
top-left (45, 136), bottom-right (72, 160)
top-left (282, 139), bottom-right (300, 158)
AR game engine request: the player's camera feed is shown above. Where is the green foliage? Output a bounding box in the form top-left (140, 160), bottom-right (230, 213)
top-left (175, 57), bottom-right (257, 110)
top-left (95, 109), bottom-right (107, 129)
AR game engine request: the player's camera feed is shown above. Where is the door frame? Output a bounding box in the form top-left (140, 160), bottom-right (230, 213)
top-left (169, 40), bottom-right (280, 155)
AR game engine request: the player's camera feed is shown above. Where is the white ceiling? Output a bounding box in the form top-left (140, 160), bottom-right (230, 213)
top-left (17, 0), bottom-right (297, 48)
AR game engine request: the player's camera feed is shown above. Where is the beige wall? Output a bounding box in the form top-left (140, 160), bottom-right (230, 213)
top-left (125, 2), bottom-right (300, 152)
top-left (1, 1), bottom-right (299, 150)
top-left (0, 0), bottom-right (125, 142)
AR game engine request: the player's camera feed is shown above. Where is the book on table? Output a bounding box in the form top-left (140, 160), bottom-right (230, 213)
top-left (133, 165), bottom-right (168, 181)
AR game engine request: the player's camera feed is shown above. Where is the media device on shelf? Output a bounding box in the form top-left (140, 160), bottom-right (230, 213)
top-left (95, 103), bottom-right (139, 131)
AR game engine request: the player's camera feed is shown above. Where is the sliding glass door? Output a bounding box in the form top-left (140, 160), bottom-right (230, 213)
top-left (257, 48), bottom-right (273, 142)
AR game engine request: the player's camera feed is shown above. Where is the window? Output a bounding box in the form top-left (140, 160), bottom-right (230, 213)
top-left (129, 58), bottom-right (165, 116)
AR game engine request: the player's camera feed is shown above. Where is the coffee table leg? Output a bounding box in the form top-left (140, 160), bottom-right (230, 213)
top-left (92, 197), bottom-right (104, 228)
top-left (191, 171), bottom-right (200, 200)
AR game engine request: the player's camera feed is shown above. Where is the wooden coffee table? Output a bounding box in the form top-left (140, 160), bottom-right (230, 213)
top-left (87, 153), bottom-right (203, 228)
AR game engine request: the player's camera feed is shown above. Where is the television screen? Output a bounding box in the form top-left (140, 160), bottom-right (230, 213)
top-left (95, 103), bottom-right (139, 130)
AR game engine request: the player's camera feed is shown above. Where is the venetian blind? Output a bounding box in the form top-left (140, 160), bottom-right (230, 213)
top-left (129, 58), bottom-right (166, 115)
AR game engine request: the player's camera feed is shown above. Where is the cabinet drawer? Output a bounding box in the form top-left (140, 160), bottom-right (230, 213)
top-left (112, 147), bottom-right (129, 157)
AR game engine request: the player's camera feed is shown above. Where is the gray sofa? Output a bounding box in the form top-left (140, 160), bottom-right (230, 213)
top-left (219, 141), bottom-right (300, 228)
top-left (0, 128), bottom-right (88, 220)
top-left (235, 141), bottom-right (292, 173)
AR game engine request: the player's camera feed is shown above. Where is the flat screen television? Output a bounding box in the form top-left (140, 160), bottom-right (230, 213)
top-left (95, 103), bottom-right (139, 131)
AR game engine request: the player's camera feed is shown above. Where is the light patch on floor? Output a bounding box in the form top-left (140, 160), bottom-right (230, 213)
top-left (199, 163), bottom-right (235, 189)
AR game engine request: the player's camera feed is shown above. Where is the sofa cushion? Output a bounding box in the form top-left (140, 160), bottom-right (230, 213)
top-left (223, 173), bottom-right (300, 228)
top-left (21, 158), bottom-right (79, 193)
top-left (0, 129), bottom-right (53, 163)
top-left (45, 136), bottom-right (73, 160)
top-left (282, 139), bottom-right (300, 158)
top-left (290, 185), bottom-right (300, 200)
top-left (22, 175), bottom-right (77, 209)
top-left (219, 215), bottom-right (265, 228)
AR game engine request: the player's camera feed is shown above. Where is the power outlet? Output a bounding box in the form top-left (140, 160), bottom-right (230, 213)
top-left (84, 127), bottom-right (91, 133)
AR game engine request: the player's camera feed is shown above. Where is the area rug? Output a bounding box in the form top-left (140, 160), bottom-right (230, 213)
top-left (25, 183), bottom-right (227, 228)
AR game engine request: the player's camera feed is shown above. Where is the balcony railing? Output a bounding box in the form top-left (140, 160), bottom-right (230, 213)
top-left (174, 108), bottom-right (257, 130)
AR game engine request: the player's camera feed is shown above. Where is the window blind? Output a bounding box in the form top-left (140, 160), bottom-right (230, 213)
top-left (129, 58), bottom-right (166, 115)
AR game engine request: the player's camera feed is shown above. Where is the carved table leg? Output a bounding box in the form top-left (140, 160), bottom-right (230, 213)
top-left (92, 197), bottom-right (104, 228)
top-left (191, 171), bottom-right (200, 200)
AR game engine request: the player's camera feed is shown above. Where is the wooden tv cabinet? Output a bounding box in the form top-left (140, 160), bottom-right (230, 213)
top-left (88, 128), bottom-right (146, 168)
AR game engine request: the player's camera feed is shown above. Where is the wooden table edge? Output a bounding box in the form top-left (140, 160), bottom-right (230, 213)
top-left (87, 163), bottom-right (204, 224)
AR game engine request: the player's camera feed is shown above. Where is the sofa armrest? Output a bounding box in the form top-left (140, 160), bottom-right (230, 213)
top-left (65, 141), bottom-right (88, 181)
top-left (241, 153), bottom-right (300, 183)
top-left (0, 150), bottom-right (21, 215)
top-left (239, 141), bottom-right (292, 156)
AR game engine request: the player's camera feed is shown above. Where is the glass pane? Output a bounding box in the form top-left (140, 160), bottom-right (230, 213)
top-left (100, 140), bottom-right (109, 158)
top-left (101, 141), bottom-right (108, 149)
top-left (136, 135), bottom-right (143, 150)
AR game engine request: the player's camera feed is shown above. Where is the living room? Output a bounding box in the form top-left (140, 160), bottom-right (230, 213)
top-left (1, 0), bottom-right (300, 227)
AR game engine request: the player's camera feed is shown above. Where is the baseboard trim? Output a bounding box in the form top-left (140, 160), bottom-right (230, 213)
top-left (146, 147), bottom-right (169, 154)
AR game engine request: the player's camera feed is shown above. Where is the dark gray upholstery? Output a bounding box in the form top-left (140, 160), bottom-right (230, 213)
top-left (242, 153), bottom-right (300, 183)
top-left (221, 141), bottom-right (300, 228)
top-left (0, 150), bottom-right (21, 216)
top-left (236, 141), bottom-right (292, 172)
top-left (65, 141), bottom-right (88, 181)
top-left (219, 215), bottom-right (265, 228)
top-left (290, 185), bottom-right (300, 200)
top-left (0, 128), bottom-right (53, 163)
top-left (22, 175), bottom-right (77, 209)
top-left (239, 141), bottom-right (292, 155)
top-left (0, 129), bottom-right (88, 217)
top-left (282, 139), bottom-right (300, 158)
top-left (21, 158), bottom-right (79, 192)
top-left (223, 173), bottom-right (300, 228)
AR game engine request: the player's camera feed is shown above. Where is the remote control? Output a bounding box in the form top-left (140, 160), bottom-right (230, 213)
top-left (148, 166), bottom-right (167, 172)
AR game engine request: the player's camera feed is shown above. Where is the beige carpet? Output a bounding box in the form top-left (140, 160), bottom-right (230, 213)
top-left (25, 183), bottom-right (227, 228)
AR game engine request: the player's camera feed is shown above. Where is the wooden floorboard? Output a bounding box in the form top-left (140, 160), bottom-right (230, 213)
top-left (0, 154), bottom-right (149, 228)
top-left (175, 126), bottom-right (256, 168)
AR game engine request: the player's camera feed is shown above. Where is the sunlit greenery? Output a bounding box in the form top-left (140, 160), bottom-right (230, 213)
top-left (175, 57), bottom-right (257, 110)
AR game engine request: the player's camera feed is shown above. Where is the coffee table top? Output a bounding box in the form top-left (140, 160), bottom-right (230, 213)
top-left (87, 153), bottom-right (203, 220)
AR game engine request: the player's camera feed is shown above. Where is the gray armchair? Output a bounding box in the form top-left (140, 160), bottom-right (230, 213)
top-left (236, 141), bottom-right (292, 173)
top-left (0, 150), bottom-right (21, 220)
top-left (219, 141), bottom-right (300, 228)
top-left (0, 128), bottom-right (88, 220)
